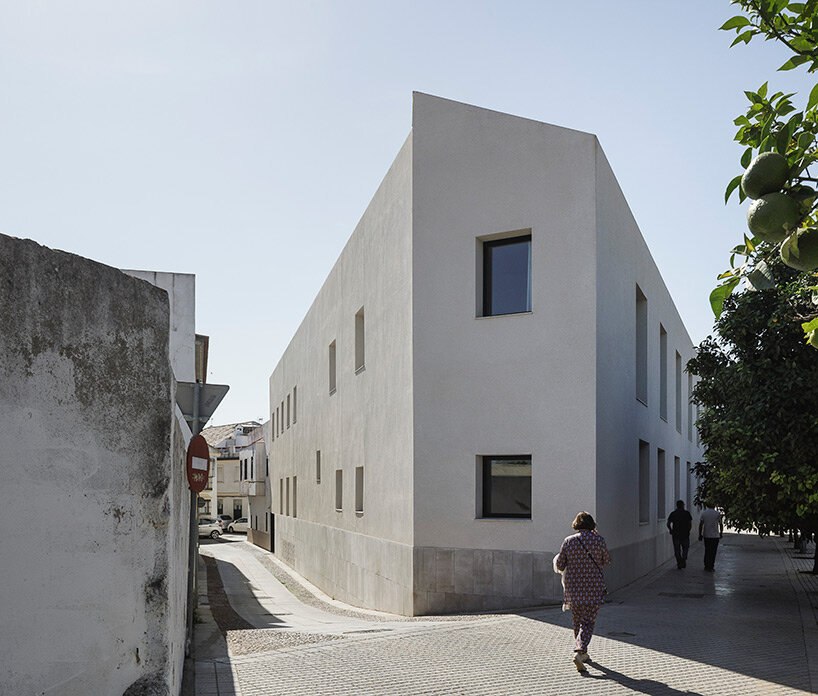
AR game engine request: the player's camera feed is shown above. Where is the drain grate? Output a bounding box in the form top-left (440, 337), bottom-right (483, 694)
top-left (343, 628), bottom-right (394, 634)
top-left (606, 631), bottom-right (636, 637)
top-left (659, 592), bottom-right (705, 598)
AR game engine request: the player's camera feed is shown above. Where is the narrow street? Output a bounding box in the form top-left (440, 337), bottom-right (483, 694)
top-left (192, 533), bottom-right (818, 696)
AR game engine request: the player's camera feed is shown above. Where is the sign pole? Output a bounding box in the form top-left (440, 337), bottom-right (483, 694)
top-left (185, 381), bottom-right (202, 656)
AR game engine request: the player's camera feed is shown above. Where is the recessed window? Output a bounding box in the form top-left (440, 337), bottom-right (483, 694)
top-left (355, 307), bottom-right (365, 373)
top-left (482, 235), bottom-right (532, 316)
top-left (675, 352), bottom-right (682, 433)
top-left (279, 479), bottom-right (283, 514)
top-left (329, 341), bottom-right (337, 394)
top-left (316, 450), bottom-right (321, 483)
top-left (659, 325), bottom-right (668, 421)
top-left (292, 386), bottom-right (297, 424)
top-left (657, 448), bottom-right (666, 520)
top-left (639, 440), bottom-right (650, 524)
top-left (217, 466), bottom-right (223, 484)
top-left (286, 477), bottom-right (290, 516)
top-left (687, 372), bottom-right (693, 442)
top-left (481, 455), bottom-right (531, 518)
top-left (335, 469), bottom-right (343, 511)
top-left (674, 456), bottom-right (681, 503)
top-left (286, 394), bottom-right (291, 429)
top-left (636, 285), bottom-right (648, 404)
top-left (293, 476), bottom-right (297, 518)
top-left (355, 466), bottom-right (364, 513)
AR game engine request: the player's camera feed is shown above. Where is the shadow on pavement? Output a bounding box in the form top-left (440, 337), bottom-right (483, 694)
top-left (201, 555), bottom-right (294, 633)
top-left (582, 661), bottom-right (706, 696)
top-left (522, 533), bottom-right (813, 694)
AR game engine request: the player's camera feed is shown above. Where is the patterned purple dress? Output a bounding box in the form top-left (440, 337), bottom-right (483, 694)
top-left (554, 530), bottom-right (611, 653)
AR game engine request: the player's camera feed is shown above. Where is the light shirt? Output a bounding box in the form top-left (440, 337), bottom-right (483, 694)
top-left (700, 508), bottom-right (721, 538)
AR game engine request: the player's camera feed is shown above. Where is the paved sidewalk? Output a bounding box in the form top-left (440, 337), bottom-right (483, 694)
top-left (193, 533), bottom-right (818, 695)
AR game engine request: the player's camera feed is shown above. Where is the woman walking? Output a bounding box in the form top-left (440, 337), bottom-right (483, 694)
top-left (553, 511), bottom-right (611, 672)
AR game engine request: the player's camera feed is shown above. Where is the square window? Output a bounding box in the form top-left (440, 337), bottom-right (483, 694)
top-left (483, 235), bottom-right (531, 316)
top-left (481, 455), bottom-right (531, 518)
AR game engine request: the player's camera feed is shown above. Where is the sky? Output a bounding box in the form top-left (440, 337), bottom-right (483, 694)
top-left (0, 1), bottom-right (812, 426)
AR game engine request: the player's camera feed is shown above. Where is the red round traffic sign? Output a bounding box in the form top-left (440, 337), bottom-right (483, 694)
top-left (186, 434), bottom-right (210, 493)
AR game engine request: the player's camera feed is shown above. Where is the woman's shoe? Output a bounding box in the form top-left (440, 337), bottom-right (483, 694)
top-left (573, 653), bottom-right (587, 672)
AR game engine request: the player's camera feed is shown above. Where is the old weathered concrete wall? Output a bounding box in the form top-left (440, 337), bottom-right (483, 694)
top-left (0, 234), bottom-right (188, 695)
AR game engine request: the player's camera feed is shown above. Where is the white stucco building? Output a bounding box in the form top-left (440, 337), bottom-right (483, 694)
top-left (267, 93), bottom-right (704, 616)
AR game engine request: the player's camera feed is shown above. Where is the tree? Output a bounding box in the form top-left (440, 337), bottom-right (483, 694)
top-left (689, 258), bottom-right (818, 570)
top-left (716, 1), bottom-right (818, 347)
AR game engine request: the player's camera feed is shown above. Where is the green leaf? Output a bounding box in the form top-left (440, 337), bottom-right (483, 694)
top-left (720, 15), bottom-right (752, 30)
top-left (718, 268), bottom-right (738, 279)
top-left (778, 55), bottom-right (811, 70)
top-left (747, 260), bottom-right (776, 290)
top-left (731, 29), bottom-right (756, 46)
top-left (801, 316), bottom-right (818, 333)
top-left (808, 83), bottom-right (818, 111)
top-left (758, 82), bottom-right (769, 99)
top-left (725, 174), bottom-right (743, 203)
top-left (777, 126), bottom-right (791, 154)
top-left (798, 131), bottom-right (815, 149)
top-left (710, 278), bottom-right (741, 318)
top-left (745, 234), bottom-right (756, 253)
top-left (741, 147), bottom-right (753, 168)
top-left (745, 90), bottom-right (762, 104)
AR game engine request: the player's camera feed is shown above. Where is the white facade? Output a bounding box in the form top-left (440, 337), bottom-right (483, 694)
top-left (240, 423), bottom-right (272, 549)
top-left (267, 93), bottom-right (703, 615)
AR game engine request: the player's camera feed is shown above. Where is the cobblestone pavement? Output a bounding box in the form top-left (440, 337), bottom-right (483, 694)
top-left (195, 533), bottom-right (818, 695)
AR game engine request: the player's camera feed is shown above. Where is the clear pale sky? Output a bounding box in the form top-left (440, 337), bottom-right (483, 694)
top-left (0, 2), bottom-right (811, 426)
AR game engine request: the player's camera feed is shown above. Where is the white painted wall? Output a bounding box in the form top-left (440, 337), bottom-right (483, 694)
top-left (268, 134), bottom-right (415, 613)
top-left (593, 146), bottom-right (704, 588)
top-left (265, 94), bottom-right (704, 615)
top-left (412, 93), bottom-right (598, 556)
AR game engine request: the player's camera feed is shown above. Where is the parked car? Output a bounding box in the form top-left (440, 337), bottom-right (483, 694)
top-left (216, 514), bottom-right (233, 531)
top-left (198, 517), bottom-right (221, 539)
top-left (227, 517), bottom-right (249, 533)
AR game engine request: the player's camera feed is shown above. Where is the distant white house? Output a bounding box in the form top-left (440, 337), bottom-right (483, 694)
top-left (267, 93), bottom-right (704, 616)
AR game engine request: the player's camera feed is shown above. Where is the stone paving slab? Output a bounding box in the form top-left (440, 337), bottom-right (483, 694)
top-left (194, 533), bottom-right (817, 695)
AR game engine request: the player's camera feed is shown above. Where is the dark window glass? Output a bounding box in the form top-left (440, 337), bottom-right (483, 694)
top-left (483, 235), bottom-right (532, 316)
top-left (482, 456), bottom-right (532, 518)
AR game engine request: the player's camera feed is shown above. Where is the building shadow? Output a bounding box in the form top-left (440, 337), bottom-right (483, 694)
top-left (519, 534), bottom-right (813, 693)
top-left (581, 661), bottom-right (706, 696)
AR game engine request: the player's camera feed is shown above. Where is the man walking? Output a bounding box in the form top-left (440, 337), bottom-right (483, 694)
top-left (699, 503), bottom-right (724, 571)
top-left (666, 500), bottom-right (693, 569)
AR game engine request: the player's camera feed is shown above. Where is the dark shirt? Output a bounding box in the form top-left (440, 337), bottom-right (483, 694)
top-left (667, 509), bottom-right (693, 538)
